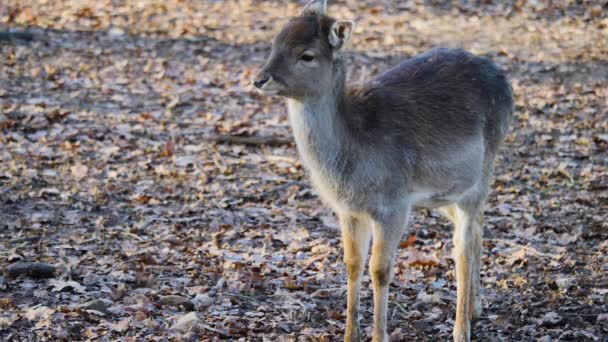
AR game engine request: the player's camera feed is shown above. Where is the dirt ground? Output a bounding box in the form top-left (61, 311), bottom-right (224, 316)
top-left (1, 0), bottom-right (607, 341)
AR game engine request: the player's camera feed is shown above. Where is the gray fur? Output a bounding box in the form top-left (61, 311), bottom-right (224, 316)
top-left (253, 5), bottom-right (513, 342)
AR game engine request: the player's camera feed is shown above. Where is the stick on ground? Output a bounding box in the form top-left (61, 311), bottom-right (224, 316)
top-left (208, 134), bottom-right (291, 146)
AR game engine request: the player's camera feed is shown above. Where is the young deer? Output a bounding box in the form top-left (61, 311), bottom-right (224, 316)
top-left (253, 1), bottom-right (513, 341)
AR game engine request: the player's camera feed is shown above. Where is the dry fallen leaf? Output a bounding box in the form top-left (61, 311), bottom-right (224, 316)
top-left (70, 163), bottom-right (89, 180)
top-left (505, 248), bottom-right (528, 266)
top-left (0, 315), bottom-right (19, 330)
top-left (0, 1), bottom-right (606, 341)
top-left (171, 312), bottom-right (201, 332)
top-left (539, 311), bottom-right (562, 327)
top-left (403, 250), bottom-right (440, 268)
top-left (49, 279), bottom-right (86, 294)
top-left (111, 317), bottom-right (131, 333)
top-left (399, 234), bottom-right (417, 248)
top-left (597, 313), bottom-right (608, 327)
top-left (24, 306), bottom-right (55, 322)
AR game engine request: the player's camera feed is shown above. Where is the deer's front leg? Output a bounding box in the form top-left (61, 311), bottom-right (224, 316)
top-left (340, 214), bottom-right (371, 342)
top-left (369, 206), bottom-right (410, 342)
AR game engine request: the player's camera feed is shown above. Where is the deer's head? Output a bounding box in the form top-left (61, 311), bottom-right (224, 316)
top-left (253, 0), bottom-right (354, 99)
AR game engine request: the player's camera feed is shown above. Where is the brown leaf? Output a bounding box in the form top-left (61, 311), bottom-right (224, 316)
top-left (159, 140), bottom-right (175, 157)
top-left (70, 163), bottom-right (89, 180)
top-left (49, 279), bottom-right (86, 293)
top-left (399, 234), bottom-right (417, 248)
top-left (403, 250), bottom-right (440, 268)
top-left (505, 249), bottom-right (528, 266)
top-left (111, 317), bottom-right (132, 332)
top-left (15, 7), bottom-right (36, 23)
top-left (24, 306), bottom-right (54, 321)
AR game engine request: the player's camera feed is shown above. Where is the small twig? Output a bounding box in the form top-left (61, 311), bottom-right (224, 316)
top-left (200, 323), bottom-right (229, 337)
top-left (0, 31), bottom-right (34, 42)
top-left (69, 194), bottom-right (97, 207)
top-left (10, 236), bottom-right (41, 244)
top-left (265, 155), bottom-right (298, 164)
top-left (390, 300), bottom-right (409, 316)
top-left (299, 286), bottom-right (343, 292)
top-left (559, 312), bottom-right (599, 317)
top-left (301, 251), bottom-right (332, 269)
top-left (224, 292), bottom-right (264, 304)
top-left (122, 231), bottom-right (144, 241)
top-left (256, 181), bottom-right (307, 198)
top-left (270, 292), bottom-right (308, 314)
top-left (239, 180), bottom-right (307, 203)
top-left (208, 134), bottom-right (291, 146)
top-left (489, 238), bottom-right (563, 259)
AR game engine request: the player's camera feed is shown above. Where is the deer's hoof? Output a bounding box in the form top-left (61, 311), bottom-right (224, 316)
top-left (344, 326), bottom-right (361, 342)
top-left (453, 321), bottom-right (471, 342)
top-left (371, 332), bottom-right (388, 342)
top-left (471, 299), bottom-right (482, 320)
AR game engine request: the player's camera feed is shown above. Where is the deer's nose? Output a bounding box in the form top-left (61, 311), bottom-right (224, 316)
top-left (253, 75), bottom-right (270, 89)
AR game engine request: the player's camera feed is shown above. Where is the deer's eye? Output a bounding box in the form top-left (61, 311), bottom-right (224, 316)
top-left (299, 53), bottom-right (315, 62)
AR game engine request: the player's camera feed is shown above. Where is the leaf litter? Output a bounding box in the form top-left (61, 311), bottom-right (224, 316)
top-left (0, 0), bottom-right (607, 341)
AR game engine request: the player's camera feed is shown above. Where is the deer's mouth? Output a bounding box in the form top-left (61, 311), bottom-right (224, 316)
top-left (257, 88), bottom-right (280, 95)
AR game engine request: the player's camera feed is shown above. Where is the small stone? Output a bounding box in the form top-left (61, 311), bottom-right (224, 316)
top-left (108, 27), bottom-right (126, 37)
top-left (597, 313), bottom-right (608, 326)
top-left (538, 335), bottom-right (552, 342)
top-left (81, 299), bottom-right (113, 315)
top-left (539, 312), bottom-right (562, 327)
top-left (6, 262), bottom-right (56, 279)
top-left (554, 276), bottom-right (573, 290)
top-left (160, 295), bottom-right (194, 311)
top-left (416, 291), bottom-right (441, 304)
top-left (412, 318), bottom-right (433, 332)
top-left (390, 327), bottom-right (404, 341)
top-left (191, 293), bottom-right (214, 310)
top-left (172, 312), bottom-right (201, 332)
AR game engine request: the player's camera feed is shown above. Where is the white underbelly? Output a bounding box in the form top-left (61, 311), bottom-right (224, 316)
top-left (308, 169), bottom-right (348, 212)
top-left (410, 181), bottom-right (480, 209)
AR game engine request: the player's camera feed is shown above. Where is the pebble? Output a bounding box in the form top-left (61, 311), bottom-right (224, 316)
top-left (81, 299), bottom-right (113, 315)
top-left (172, 312), bottom-right (201, 332)
top-left (192, 293), bottom-right (214, 310)
top-left (160, 295), bottom-right (194, 311)
top-left (108, 27), bottom-right (126, 37)
top-left (598, 313), bottom-right (608, 326)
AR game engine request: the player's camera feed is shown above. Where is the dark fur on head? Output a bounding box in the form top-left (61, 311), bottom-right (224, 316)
top-left (254, 9), bottom-right (351, 99)
top-left (275, 14), bottom-right (335, 52)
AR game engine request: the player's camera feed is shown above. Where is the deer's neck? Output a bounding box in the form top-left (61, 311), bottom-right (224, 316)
top-left (286, 61), bottom-right (349, 176)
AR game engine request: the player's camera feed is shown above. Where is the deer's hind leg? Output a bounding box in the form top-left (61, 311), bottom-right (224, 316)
top-left (439, 193), bottom-right (485, 342)
top-left (469, 211), bottom-right (483, 320)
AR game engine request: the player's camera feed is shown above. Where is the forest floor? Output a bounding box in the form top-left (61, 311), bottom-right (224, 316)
top-left (1, 1), bottom-right (607, 341)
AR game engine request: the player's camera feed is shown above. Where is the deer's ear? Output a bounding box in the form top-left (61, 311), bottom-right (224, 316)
top-left (329, 20), bottom-right (354, 49)
top-left (300, 0), bottom-right (326, 16)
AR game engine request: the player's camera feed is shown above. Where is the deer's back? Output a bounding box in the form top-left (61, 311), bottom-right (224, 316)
top-left (345, 48), bottom-right (513, 153)
top-left (341, 48), bottom-right (513, 206)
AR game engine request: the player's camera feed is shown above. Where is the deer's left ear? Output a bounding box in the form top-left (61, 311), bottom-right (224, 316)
top-left (300, 0), bottom-right (326, 16)
top-left (328, 20), bottom-right (354, 49)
